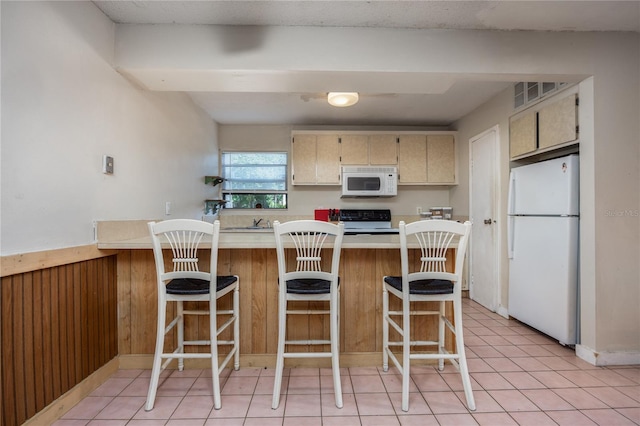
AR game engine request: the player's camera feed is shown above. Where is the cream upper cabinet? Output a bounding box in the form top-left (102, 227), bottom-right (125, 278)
top-left (510, 111), bottom-right (537, 159)
top-left (368, 134), bottom-right (397, 165)
top-left (398, 135), bottom-right (427, 184)
top-left (292, 131), bottom-right (456, 186)
top-left (291, 133), bottom-right (341, 185)
top-left (291, 134), bottom-right (317, 184)
top-left (341, 134), bottom-right (397, 165)
top-left (510, 89), bottom-right (579, 160)
top-left (398, 134), bottom-right (457, 184)
top-left (316, 134), bottom-right (341, 184)
top-left (340, 134), bottom-right (369, 165)
top-left (427, 134), bottom-right (456, 183)
top-left (538, 94), bottom-right (578, 149)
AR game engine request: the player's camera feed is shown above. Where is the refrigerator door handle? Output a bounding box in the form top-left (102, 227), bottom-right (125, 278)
top-left (507, 171), bottom-right (516, 259)
top-left (508, 215), bottom-right (515, 259)
top-left (507, 171), bottom-right (516, 215)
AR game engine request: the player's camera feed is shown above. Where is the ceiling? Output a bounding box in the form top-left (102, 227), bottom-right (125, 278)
top-left (94, 1), bottom-right (640, 126)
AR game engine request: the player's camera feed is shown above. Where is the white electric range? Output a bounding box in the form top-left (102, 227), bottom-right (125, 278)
top-left (338, 209), bottom-right (399, 235)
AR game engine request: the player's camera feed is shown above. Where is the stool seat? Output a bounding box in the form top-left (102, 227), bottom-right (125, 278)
top-left (383, 276), bottom-right (453, 295)
top-left (285, 277), bottom-right (340, 294)
top-left (167, 276), bottom-right (238, 295)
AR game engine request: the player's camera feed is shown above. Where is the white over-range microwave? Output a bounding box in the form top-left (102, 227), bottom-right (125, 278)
top-left (341, 166), bottom-right (398, 197)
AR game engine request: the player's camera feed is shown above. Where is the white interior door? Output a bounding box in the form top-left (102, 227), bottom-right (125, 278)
top-left (469, 127), bottom-right (500, 312)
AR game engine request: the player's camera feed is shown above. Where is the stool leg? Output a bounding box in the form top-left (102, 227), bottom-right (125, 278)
top-left (382, 284), bottom-right (389, 372)
top-left (330, 294), bottom-right (343, 408)
top-left (145, 298), bottom-right (166, 411)
top-left (210, 298), bottom-right (222, 410)
top-left (177, 301), bottom-right (185, 371)
top-left (233, 284), bottom-right (240, 370)
top-left (272, 296), bottom-right (287, 409)
top-left (454, 297), bottom-right (475, 411)
top-left (438, 301), bottom-right (446, 371)
top-left (401, 297), bottom-right (410, 412)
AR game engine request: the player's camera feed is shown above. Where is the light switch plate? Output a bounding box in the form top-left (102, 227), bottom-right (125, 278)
top-left (103, 155), bottom-right (114, 174)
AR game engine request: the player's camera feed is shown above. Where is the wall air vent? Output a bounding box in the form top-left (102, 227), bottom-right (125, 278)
top-left (514, 81), bottom-right (567, 110)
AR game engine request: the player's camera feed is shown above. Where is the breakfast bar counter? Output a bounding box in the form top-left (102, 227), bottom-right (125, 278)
top-left (103, 227), bottom-right (457, 369)
top-left (97, 232), bottom-right (406, 250)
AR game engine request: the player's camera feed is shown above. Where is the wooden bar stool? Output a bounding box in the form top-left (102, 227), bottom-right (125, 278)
top-left (271, 220), bottom-right (345, 409)
top-left (145, 219), bottom-right (239, 411)
top-left (382, 219), bottom-right (475, 412)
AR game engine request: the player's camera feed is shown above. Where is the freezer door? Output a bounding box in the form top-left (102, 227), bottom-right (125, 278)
top-left (508, 216), bottom-right (579, 345)
top-left (509, 155), bottom-right (579, 216)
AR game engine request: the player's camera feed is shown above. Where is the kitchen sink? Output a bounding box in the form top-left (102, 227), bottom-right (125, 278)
top-left (221, 226), bottom-right (273, 233)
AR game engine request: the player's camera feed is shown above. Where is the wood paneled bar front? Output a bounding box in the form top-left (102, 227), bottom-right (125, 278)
top-left (101, 232), bottom-right (458, 369)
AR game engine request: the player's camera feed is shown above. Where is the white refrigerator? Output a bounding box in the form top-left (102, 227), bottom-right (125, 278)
top-left (508, 154), bottom-right (579, 345)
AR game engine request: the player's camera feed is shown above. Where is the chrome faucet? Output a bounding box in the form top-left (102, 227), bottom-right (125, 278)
top-left (253, 218), bottom-right (263, 227)
top-left (266, 220), bottom-right (272, 228)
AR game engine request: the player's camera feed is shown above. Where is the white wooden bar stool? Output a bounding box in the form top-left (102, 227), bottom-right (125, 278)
top-left (145, 219), bottom-right (239, 411)
top-left (382, 219), bottom-right (475, 412)
top-left (271, 220), bottom-right (345, 409)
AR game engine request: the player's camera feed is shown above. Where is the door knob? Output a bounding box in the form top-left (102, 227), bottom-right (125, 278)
top-left (484, 219), bottom-right (493, 225)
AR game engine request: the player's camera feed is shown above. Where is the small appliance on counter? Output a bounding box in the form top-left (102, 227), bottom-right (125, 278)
top-left (339, 209), bottom-right (399, 235)
top-left (429, 207), bottom-right (453, 220)
top-left (314, 209), bottom-right (340, 222)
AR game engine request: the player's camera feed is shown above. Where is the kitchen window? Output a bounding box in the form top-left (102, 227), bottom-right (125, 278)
top-left (221, 151), bottom-right (288, 209)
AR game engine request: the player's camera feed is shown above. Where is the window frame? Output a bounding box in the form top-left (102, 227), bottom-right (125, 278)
top-left (220, 150), bottom-right (289, 210)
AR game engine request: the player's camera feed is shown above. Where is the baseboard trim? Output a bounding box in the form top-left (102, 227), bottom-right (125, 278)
top-left (23, 358), bottom-right (119, 425)
top-left (576, 344), bottom-right (640, 366)
top-left (496, 305), bottom-right (509, 319)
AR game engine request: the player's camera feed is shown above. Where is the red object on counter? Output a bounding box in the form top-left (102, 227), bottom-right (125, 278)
top-left (314, 209), bottom-right (329, 221)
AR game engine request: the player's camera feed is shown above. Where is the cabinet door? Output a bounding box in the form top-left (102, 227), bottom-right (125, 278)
top-left (398, 135), bottom-right (427, 183)
top-left (427, 134), bottom-right (456, 183)
top-left (316, 134), bottom-right (341, 184)
top-left (291, 134), bottom-right (317, 184)
top-left (538, 94), bottom-right (578, 149)
top-left (510, 111), bottom-right (537, 159)
top-left (340, 134), bottom-right (369, 165)
top-left (369, 134), bottom-right (397, 165)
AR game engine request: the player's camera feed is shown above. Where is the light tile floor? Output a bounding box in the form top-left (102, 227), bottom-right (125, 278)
top-left (54, 299), bottom-right (640, 425)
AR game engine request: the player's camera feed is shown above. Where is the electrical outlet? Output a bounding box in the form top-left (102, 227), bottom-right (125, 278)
top-left (165, 201), bottom-right (172, 215)
top-left (417, 206), bottom-right (422, 215)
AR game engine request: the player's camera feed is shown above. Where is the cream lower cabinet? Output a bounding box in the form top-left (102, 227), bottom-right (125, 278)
top-left (291, 133), bottom-right (341, 185)
top-left (398, 134), bottom-right (456, 184)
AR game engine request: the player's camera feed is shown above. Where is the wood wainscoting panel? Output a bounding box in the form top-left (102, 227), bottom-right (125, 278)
top-left (1, 254), bottom-right (117, 426)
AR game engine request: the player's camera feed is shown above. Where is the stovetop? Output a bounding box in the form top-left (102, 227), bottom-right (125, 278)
top-left (339, 209), bottom-right (399, 235)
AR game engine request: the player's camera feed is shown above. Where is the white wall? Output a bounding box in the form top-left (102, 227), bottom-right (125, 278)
top-left (0, 2), bottom-right (219, 255)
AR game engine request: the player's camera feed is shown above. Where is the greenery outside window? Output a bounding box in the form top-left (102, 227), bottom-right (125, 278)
top-left (221, 151), bottom-right (288, 209)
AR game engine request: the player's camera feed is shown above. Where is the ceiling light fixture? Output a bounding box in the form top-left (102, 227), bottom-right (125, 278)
top-left (327, 92), bottom-right (359, 107)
